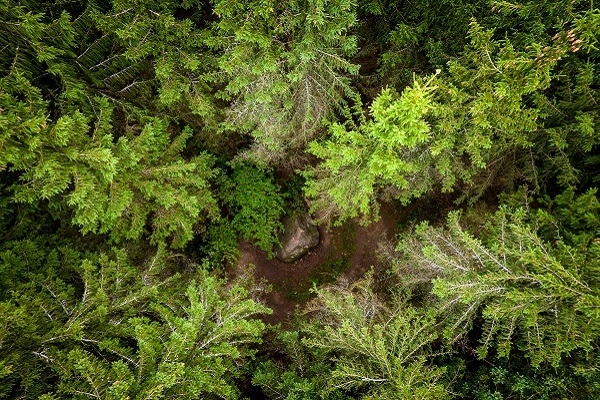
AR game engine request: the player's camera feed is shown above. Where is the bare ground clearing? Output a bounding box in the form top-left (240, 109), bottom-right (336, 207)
top-left (227, 201), bottom-right (411, 325)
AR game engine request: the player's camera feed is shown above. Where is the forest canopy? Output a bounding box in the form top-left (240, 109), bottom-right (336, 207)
top-left (1, 0), bottom-right (599, 398)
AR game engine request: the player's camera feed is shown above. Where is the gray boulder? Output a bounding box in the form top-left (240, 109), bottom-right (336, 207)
top-left (275, 211), bottom-right (320, 262)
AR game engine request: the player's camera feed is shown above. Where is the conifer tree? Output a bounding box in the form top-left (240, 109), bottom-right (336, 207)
top-left (2, 0), bottom-right (600, 398)
top-left (1, 0), bottom-right (221, 247)
top-left (93, 0), bottom-right (220, 121)
top-left (0, 242), bottom-right (270, 398)
top-left (1, 75), bottom-right (218, 247)
top-left (212, 0), bottom-right (359, 165)
top-left (399, 190), bottom-right (600, 371)
top-left (305, 4), bottom-right (599, 222)
top-left (302, 275), bottom-right (448, 399)
top-left (304, 76), bottom-right (438, 224)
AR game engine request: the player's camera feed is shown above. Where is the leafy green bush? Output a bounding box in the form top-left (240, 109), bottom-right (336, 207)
top-left (222, 165), bottom-right (285, 255)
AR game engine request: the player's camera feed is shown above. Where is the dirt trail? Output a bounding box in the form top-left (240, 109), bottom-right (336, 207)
top-left (228, 201), bottom-right (407, 325)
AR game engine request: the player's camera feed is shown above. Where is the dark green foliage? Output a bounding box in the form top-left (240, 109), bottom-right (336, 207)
top-left (397, 188), bottom-right (600, 396)
top-left (201, 220), bottom-right (241, 267)
top-left (0, 0), bottom-right (152, 112)
top-left (362, 0), bottom-right (487, 88)
top-left (252, 329), bottom-right (351, 400)
top-left (533, 187), bottom-right (600, 246)
top-left (94, 0), bottom-right (220, 120)
top-left (2, 0), bottom-right (600, 398)
top-left (221, 165), bottom-right (285, 254)
top-left (454, 356), bottom-right (600, 399)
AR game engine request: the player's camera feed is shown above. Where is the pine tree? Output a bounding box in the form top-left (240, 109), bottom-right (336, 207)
top-left (93, 0), bottom-right (220, 122)
top-left (304, 3), bottom-right (599, 223)
top-left (1, 0), bottom-right (220, 247)
top-left (1, 75), bottom-right (218, 246)
top-left (304, 76), bottom-right (438, 224)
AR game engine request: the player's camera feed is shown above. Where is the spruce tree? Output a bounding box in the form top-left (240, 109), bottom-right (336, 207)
top-left (212, 0), bottom-right (359, 165)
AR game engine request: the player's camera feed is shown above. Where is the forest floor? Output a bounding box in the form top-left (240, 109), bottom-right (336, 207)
top-left (228, 201), bottom-right (410, 325)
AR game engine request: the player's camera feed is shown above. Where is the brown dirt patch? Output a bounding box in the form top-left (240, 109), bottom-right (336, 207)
top-left (227, 201), bottom-right (407, 325)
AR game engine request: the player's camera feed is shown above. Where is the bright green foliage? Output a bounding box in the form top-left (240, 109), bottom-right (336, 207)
top-left (307, 9), bottom-right (577, 223)
top-left (306, 4), bottom-right (600, 222)
top-left (396, 189), bottom-right (600, 398)
top-left (431, 21), bottom-right (548, 170)
top-left (0, 241), bottom-right (270, 398)
top-left (251, 278), bottom-right (448, 399)
top-left (95, 118), bottom-right (217, 247)
top-left (221, 165), bottom-right (284, 254)
top-left (400, 190), bottom-right (600, 369)
top-left (305, 78), bottom-right (437, 224)
top-left (212, 0), bottom-right (359, 164)
top-left (302, 276), bottom-right (448, 399)
top-left (1, 72), bottom-right (217, 247)
top-left (438, 2), bottom-right (599, 193)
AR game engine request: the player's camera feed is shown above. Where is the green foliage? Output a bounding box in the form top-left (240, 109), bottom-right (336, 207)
top-left (0, 240), bottom-right (270, 399)
top-left (201, 220), bottom-right (241, 268)
top-left (212, 0), bottom-right (359, 164)
top-left (1, 71), bottom-right (217, 247)
top-left (533, 187), bottom-right (600, 246)
top-left (400, 189), bottom-right (600, 369)
top-left (454, 356), bottom-right (600, 400)
top-left (94, 0), bottom-right (220, 120)
top-left (95, 118), bottom-right (217, 247)
top-left (221, 164), bottom-right (285, 254)
top-left (1, 0), bottom-right (220, 248)
top-left (252, 329), bottom-right (350, 400)
top-left (2, 0), bottom-right (600, 398)
top-left (302, 275), bottom-right (449, 399)
top-left (250, 276), bottom-right (449, 399)
top-left (304, 77), bottom-right (438, 223)
top-left (1, 0), bottom-right (84, 102)
top-left (306, 3), bottom-right (600, 222)
top-left (0, 0), bottom-right (154, 113)
top-left (372, 0), bottom-right (487, 88)
top-left (431, 13), bottom-right (599, 194)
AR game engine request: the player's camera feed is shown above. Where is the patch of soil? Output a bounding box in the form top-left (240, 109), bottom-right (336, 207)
top-left (228, 201), bottom-right (407, 325)
top-left (344, 201), bottom-right (408, 282)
